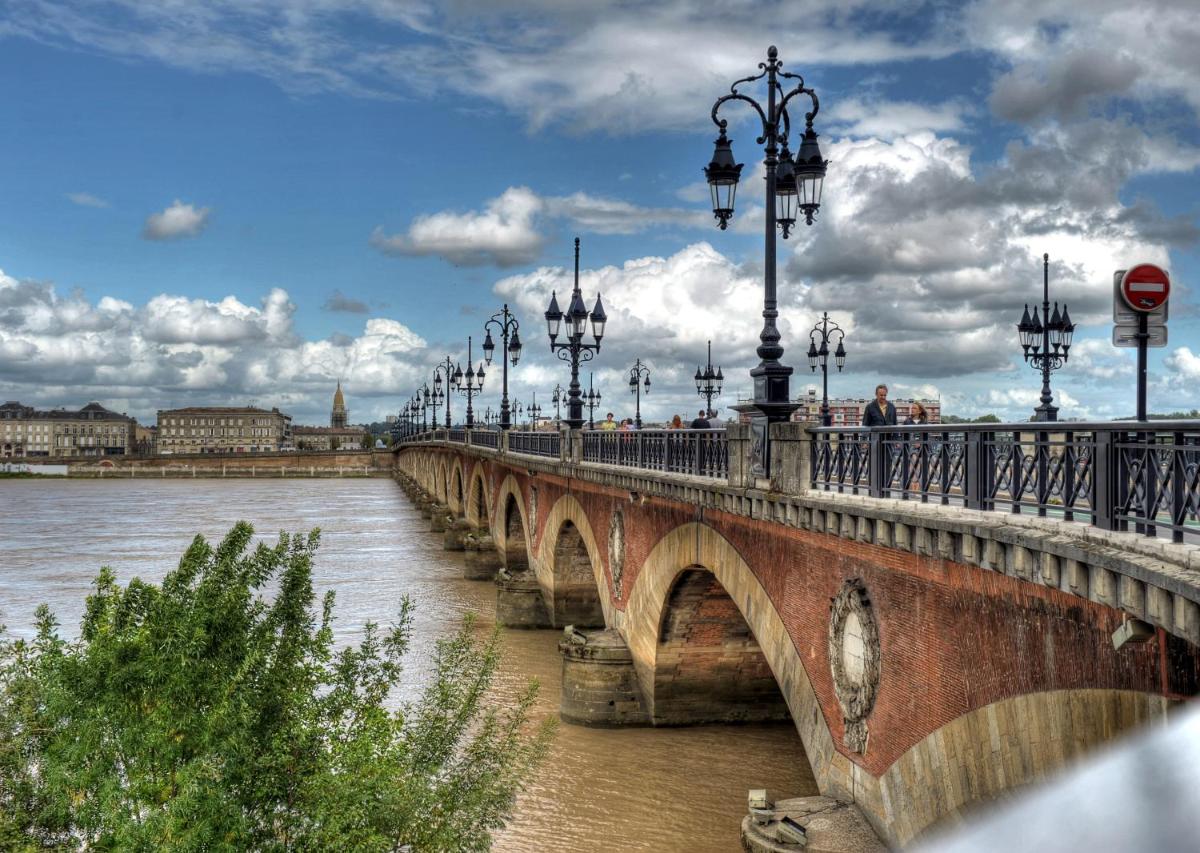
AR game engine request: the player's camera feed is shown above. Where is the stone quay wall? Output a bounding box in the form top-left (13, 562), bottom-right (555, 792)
top-left (64, 449), bottom-right (390, 478)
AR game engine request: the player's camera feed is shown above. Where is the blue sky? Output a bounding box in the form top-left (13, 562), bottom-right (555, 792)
top-left (1, 0), bottom-right (1198, 425)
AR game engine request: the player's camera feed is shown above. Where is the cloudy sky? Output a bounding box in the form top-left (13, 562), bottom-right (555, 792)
top-left (1, 0), bottom-right (1198, 426)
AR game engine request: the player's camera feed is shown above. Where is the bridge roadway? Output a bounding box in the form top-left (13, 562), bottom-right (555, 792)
top-left (393, 423), bottom-right (1200, 848)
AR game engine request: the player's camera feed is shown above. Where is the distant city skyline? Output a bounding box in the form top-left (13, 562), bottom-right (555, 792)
top-left (2, 2), bottom-right (1199, 425)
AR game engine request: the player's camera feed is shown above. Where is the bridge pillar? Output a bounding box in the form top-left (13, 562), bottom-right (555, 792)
top-left (443, 517), bottom-right (471, 551)
top-left (725, 423), bottom-right (756, 488)
top-left (768, 421), bottom-right (812, 494)
top-left (495, 568), bottom-right (552, 629)
top-left (558, 628), bottom-right (649, 727)
top-left (463, 531), bottom-right (503, 580)
top-left (741, 797), bottom-right (884, 853)
top-left (429, 506), bottom-right (451, 532)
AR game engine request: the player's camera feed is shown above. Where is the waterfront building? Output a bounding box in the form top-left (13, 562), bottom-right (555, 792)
top-left (156, 406), bottom-right (292, 454)
top-left (293, 425), bottom-right (370, 451)
top-left (0, 401), bottom-right (137, 458)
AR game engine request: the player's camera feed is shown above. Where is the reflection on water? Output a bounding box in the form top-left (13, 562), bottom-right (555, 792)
top-left (0, 479), bottom-right (815, 851)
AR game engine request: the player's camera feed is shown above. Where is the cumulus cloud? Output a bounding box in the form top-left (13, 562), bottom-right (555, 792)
top-left (826, 97), bottom-right (970, 138)
top-left (66, 191), bottom-right (109, 208)
top-left (142, 200), bottom-right (211, 241)
top-left (323, 290), bottom-right (370, 314)
top-left (371, 186), bottom-right (709, 266)
top-left (371, 187), bottom-right (544, 267)
top-left (0, 267), bottom-right (429, 424)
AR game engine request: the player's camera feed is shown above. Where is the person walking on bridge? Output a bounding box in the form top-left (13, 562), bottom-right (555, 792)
top-left (863, 384), bottom-right (896, 427)
top-left (599, 412), bottom-right (618, 431)
top-left (690, 410), bottom-right (710, 429)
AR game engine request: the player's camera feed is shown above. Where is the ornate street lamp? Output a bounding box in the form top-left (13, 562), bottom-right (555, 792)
top-left (628, 359), bottom-right (651, 429)
top-left (1017, 253), bottom-right (1074, 422)
top-left (545, 237), bottom-right (606, 430)
top-left (482, 303), bottom-right (522, 430)
top-left (412, 390), bottom-right (427, 431)
top-left (704, 45), bottom-right (827, 464)
top-left (453, 336), bottom-right (485, 427)
top-left (431, 356), bottom-right (455, 428)
top-left (511, 400), bottom-right (524, 427)
top-left (551, 383), bottom-right (566, 425)
top-left (695, 339), bottom-right (724, 416)
top-left (806, 312), bottom-right (847, 427)
top-left (584, 372), bottom-right (602, 429)
top-left (525, 393), bottom-right (542, 428)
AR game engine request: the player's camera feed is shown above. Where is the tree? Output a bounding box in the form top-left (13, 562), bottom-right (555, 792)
top-left (360, 432), bottom-right (372, 449)
top-left (0, 523), bottom-right (553, 851)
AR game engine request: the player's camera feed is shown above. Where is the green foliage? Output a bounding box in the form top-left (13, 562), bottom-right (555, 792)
top-left (940, 413), bottom-right (1002, 424)
top-left (0, 523), bottom-right (553, 851)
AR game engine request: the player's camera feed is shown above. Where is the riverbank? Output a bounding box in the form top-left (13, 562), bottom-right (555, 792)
top-left (3, 449), bottom-right (392, 478)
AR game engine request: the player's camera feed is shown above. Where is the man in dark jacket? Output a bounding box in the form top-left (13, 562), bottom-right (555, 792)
top-left (689, 410), bottom-right (710, 429)
top-left (863, 384), bottom-right (897, 426)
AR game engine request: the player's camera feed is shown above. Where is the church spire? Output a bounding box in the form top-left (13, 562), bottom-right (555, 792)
top-left (331, 381), bottom-right (347, 428)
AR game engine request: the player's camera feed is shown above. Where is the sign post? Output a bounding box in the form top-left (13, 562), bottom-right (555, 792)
top-left (1114, 264), bottom-right (1170, 421)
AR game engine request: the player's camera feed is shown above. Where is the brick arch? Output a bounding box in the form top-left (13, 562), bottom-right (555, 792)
top-left (464, 462), bottom-right (490, 528)
top-left (448, 458), bottom-right (465, 514)
top-left (623, 523), bottom-right (832, 782)
top-left (493, 473), bottom-right (530, 570)
top-left (537, 494), bottom-right (610, 629)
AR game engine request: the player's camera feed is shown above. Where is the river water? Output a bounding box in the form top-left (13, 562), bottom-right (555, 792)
top-left (0, 478), bottom-right (815, 851)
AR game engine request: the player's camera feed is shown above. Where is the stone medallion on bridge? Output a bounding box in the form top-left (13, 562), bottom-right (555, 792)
top-left (608, 509), bottom-right (625, 598)
top-left (829, 578), bottom-right (880, 754)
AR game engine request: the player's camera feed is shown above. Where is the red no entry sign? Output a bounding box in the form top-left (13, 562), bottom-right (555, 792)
top-left (1121, 263), bottom-right (1170, 312)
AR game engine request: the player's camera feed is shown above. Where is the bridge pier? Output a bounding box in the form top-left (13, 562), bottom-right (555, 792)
top-left (443, 517), bottom-right (470, 551)
top-left (558, 628), bottom-right (649, 727)
top-left (740, 796), bottom-right (883, 853)
top-left (463, 531), bottom-right (503, 580)
top-left (495, 568), bottom-right (552, 629)
top-left (429, 505), bottom-right (450, 532)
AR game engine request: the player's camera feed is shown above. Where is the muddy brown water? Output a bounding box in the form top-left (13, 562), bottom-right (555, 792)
top-left (0, 478), bottom-right (815, 851)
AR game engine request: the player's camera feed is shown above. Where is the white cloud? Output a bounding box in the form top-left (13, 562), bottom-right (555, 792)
top-left (142, 200), bottom-right (211, 241)
top-left (1165, 347), bottom-right (1200, 381)
top-left (371, 186), bottom-right (710, 266)
top-left (66, 191), bottom-right (109, 208)
top-left (826, 97), bottom-right (970, 138)
top-left (370, 186), bottom-right (544, 267)
top-left (0, 268), bottom-right (429, 424)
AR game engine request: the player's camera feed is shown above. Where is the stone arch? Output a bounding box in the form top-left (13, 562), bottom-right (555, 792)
top-left (537, 494), bottom-right (609, 629)
top-left (623, 523), bottom-right (831, 781)
top-left (435, 458), bottom-right (448, 503)
top-left (448, 458), bottom-right (465, 514)
top-left (879, 689), bottom-right (1168, 846)
top-left (464, 462), bottom-right (490, 528)
top-left (493, 474), bottom-right (530, 570)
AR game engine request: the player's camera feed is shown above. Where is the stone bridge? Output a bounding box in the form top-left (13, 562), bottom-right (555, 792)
top-left (393, 425), bottom-right (1200, 848)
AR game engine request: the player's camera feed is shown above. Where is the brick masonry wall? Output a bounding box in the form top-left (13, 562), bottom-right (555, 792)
top-left (433, 450), bottom-right (1196, 779)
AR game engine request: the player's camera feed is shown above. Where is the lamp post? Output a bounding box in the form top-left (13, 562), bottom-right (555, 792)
top-left (412, 390), bottom-right (427, 432)
top-left (399, 402), bottom-right (410, 438)
top-left (694, 340), bottom-right (724, 416)
top-left (545, 237), bottom-right (607, 430)
top-left (453, 336), bottom-right (485, 427)
top-left (512, 401), bottom-right (524, 427)
top-left (1017, 254), bottom-right (1074, 422)
top-left (806, 312), bottom-right (847, 427)
top-left (704, 46), bottom-right (827, 456)
top-left (628, 359), bottom-right (651, 429)
top-left (584, 372), bottom-right (602, 429)
top-left (482, 304), bottom-right (522, 431)
top-left (526, 393), bottom-right (542, 429)
top-left (431, 356), bottom-right (454, 428)
top-left (551, 384), bottom-right (566, 425)
top-left (427, 373), bottom-right (444, 428)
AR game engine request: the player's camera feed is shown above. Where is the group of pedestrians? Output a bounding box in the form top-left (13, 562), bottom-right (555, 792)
top-left (862, 384), bottom-right (929, 427)
top-left (596, 410), bottom-right (719, 431)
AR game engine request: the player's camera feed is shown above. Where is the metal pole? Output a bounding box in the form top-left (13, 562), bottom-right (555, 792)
top-left (500, 310), bottom-right (510, 431)
top-left (1137, 311), bottom-right (1148, 422)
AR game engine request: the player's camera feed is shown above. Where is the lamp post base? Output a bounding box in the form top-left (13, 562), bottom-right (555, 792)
top-left (1033, 403), bottom-right (1058, 422)
top-left (750, 363), bottom-right (800, 424)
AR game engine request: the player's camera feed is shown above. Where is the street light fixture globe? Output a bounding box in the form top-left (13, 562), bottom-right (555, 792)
top-left (774, 145), bottom-right (799, 238)
top-left (568, 289), bottom-right (589, 339)
top-left (590, 293), bottom-right (607, 342)
top-left (795, 127), bottom-right (827, 225)
top-left (482, 331), bottom-right (496, 364)
top-left (835, 340), bottom-right (847, 371)
top-left (508, 329), bottom-right (522, 364)
top-left (545, 291), bottom-right (563, 340)
top-left (704, 127), bottom-right (743, 230)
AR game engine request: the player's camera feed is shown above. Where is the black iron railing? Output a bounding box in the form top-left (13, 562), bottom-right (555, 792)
top-left (448, 428), bottom-right (466, 443)
top-left (470, 429), bottom-right (499, 449)
top-left (810, 423), bottom-right (1200, 543)
top-left (508, 430), bottom-right (561, 459)
top-left (581, 429), bottom-right (728, 478)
